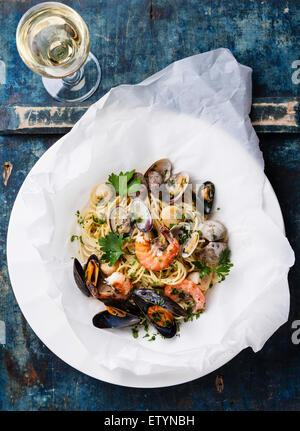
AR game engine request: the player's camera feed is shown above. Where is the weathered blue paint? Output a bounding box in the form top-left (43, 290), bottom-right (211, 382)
top-left (1, 98), bottom-right (299, 134)
top-left (0, 0), bottom-right (299, 411)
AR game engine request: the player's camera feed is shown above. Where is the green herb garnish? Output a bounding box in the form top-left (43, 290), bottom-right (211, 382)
top-left (214, 249), bottom-right (233, 281)
top-left (108, 169), bottom-right (141, 196)
top-left (98, 232), bottom-right (125, 266)
top-left (192, 249), bottom-right (233, 281)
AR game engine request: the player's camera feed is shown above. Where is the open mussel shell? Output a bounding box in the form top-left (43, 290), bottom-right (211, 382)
top-left (128, 173), bottom-right (148, 200)
top-left (93, 306), bottom-right (141, 329)
top-left (132, 293), bottom-right (177, 338)
top-left (133, 288), bottom-right (188, 317)
top-left (144, 159), bottom-right (172, 192)
top-left (73, 254), bottom-right (102, 297)
top-left (109, 206), bottom-right (131, 235)
top-left (73, 258), bottom-right (91, 297)
top-left (130, 198), bottom-right (153, 232)
top-left (197, 181), bottom-right (215, 215)
top-left (101, 298), bottom-right (140, 316)
top-left (166, 172), bottom-right (190, 203)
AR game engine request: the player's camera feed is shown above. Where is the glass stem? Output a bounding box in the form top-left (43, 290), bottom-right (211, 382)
top-left (62, 68), bottom-right (84, 86)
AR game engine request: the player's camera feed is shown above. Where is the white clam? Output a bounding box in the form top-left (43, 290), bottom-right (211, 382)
top-left (201, 242), bottom-right (227, 265)
top-left (182, 231), bottom-right (199, 258)
top-left (200, 220), bottom-right (226, 242)
top-left (94, 183), bottom-right (115, 206)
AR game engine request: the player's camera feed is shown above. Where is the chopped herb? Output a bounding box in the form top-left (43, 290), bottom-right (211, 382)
top-left (193, 249), bottom-right (233, 282)
top-left (92, 215), bottom-right (106, 225)
top-left (214, 249), bottom-right (234, 281)
top-left (108, 169), bottom-right (141, 197)
top-left (131, 327), bottom-right (139, 338)
top-left (217, 207), bottom-right (220, 211)
top-left (71, 235), bottom-right (84, 244)
top-left (192, 260), bottom-right (211, 278)
top-left (98, 232), bottom-right (125, 266)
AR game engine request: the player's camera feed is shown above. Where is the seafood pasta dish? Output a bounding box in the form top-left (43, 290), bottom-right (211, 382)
top-left (72, 159), bottom-right (233, 339)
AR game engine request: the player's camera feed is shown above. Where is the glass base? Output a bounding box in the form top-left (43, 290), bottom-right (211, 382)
top-left (42, 52), bottom-right (101, 103)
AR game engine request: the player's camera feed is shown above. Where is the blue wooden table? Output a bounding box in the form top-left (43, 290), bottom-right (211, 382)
top-left (0, 0), bottom-right (299, 411)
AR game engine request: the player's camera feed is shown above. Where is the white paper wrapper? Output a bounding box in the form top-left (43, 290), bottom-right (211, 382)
top-left (22, 48), bottom-right (295, 377)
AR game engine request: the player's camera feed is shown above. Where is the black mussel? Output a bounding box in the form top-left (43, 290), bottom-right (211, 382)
top-left (197, 181), bottom-right (215, 215)
top-left (93, 306), bottom-right (141, 329)
top-left (85, 254), bottom-right (101, 294)
top-left (109, 206), bottom-right (131, 235)
top-left (130, 199), bottom-right (153, 232)
top-left (128, 173), bottom-right (148, 200)
top-left (73, 254), bottom-right (101, 297)
top-left (101, 298), bottom-right (140, 315)
top-left (133, 288), bottom-right (188, 317)
top-left (73, 258), bottom-right (90, 297)
top-left (133, 293), bottom-right (177, 338)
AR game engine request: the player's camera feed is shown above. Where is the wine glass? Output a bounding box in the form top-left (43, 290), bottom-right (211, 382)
top-left (16, 2), bottom-right (101, 103)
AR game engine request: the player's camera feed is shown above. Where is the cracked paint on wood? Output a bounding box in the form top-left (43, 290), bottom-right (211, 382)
top-left (0, 99), bottom-right (299, 134)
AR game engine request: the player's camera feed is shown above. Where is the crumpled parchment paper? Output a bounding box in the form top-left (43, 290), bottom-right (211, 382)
top-left (22, 48), bottom-right (295, 378)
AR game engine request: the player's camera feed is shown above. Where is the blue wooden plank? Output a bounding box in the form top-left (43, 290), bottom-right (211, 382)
top-left (1, 98), bottom-right (299, 134)
top-left (0, 0), bottom-right (299, 108)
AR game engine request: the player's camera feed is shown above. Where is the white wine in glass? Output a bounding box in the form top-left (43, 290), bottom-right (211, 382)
top-left (16, 2), bottom-right (101, 102)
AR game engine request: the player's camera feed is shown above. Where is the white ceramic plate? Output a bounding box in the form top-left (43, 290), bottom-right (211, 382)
top-left (6, 135), bottom-right (284, 388)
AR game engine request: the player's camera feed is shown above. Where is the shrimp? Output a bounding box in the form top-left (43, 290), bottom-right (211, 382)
top-left (94, 272), bottom-right (132, 300)
top-left (105, 272), bottom-right (132, 297)
top-left (165, 279), bottom-right (206, 312)
top-left (135, 226), bottom-right (180, 271)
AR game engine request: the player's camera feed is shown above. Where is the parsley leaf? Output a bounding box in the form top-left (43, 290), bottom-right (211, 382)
top-left (214, 249), bottom-right (233, 281)
top-left (108, 169), bottom-right (141, 196)
top-left (192, 249), bottom-right (233, 281)
top-left (192, 260), bottom-right (212, 278)
top-left (98, 232), bottom-right (125, 266)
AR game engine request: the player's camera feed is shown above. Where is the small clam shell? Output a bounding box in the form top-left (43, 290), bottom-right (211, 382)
top-left (94, 183), bottom-right (115, 206)
top-left (109, 206), bottom-right (131, 235)
top-left (170, 222), bottom-right (190, 242)
top-left (201, 242), bottom-right (227, 265)
top-left (167, 172), bottom-right (189, 203)
top-left (130, 199), bottom-right (153, 232)
top-left (182, 231), bottom-right (199, 258)
top-left (144, 159), bottom-right (172, 191)
top-left (201, 220), bottom-right (226, 242)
